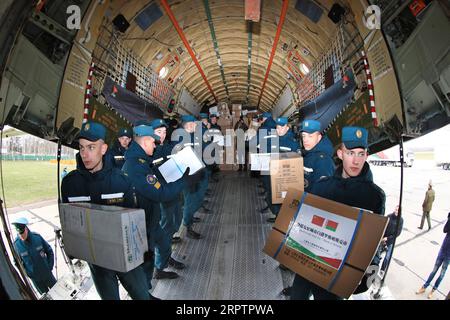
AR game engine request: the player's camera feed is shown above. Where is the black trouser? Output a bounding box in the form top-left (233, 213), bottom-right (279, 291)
top-left (290, 274), bottom-right (341, 300)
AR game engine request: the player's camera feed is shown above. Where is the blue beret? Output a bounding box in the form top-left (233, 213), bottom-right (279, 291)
top-left (78, 121), bottom-right (106, 141)
top-left (342, 126), bottom-right (368, 149)
top-left (276, 117), bottom-right (288, 126)
top-left (262, 112), bottom-right (272, 119)
top-left (199, 113), bottom-right (208, 120)
top-left (12, 217), bottom-right (29, 225)
top-left (134, 120), bottom-right (152, 127)
top-left (150, 119), bottom-right (168, 129)
top-left (300, 120), bottom-right (321, 134)
top-left (209, 113), bottom-right (219, 119)
top-left (181, 115), bottom-right (196, 123)
top-left (118, 128), bottom-right (132, 138)
top-left (133, 125), bottom-right (161, 142)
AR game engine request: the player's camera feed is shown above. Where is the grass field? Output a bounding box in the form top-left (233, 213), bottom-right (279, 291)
top-left (0, 161), bottom-right (76, 208)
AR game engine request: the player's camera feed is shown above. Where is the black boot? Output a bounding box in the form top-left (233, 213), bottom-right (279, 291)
top-left (187, 227), bottom-right (203, 239)
top-left (198, 207), bottom-right (211, 214)
top-left (168, 257), bottom-right (186, 270)
top-left (172, 236), bottom-right (181, 244)
top-left (266, 217), bottom-right (276, 223)
top-left (153, 269), bottom-right (179, 279)
top-left (259, 206), bottom-right (269, 214)
top-left (149, 293), bottom-right (161, 300)
top-left (281, 286), bottom-right (292, 296)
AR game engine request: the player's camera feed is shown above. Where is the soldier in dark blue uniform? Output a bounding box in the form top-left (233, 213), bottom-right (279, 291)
top-left (110, 128), bottom-right (132, 169)
top-left (265, 117), bottom-right (301, 223)
top-left (12, 217), bottom-right (56, 295)
top-left (199, 113), bottom-right (210, 130)
top-left (290, 126), bottom-right (386, 300)
top-left (209, 113), bottom-right (221, 131)
top-left (207, 113), bottom-right (221, 184)
top-left (171, 115), bottom-right (205, 239)
top-left (260, 112), bottom-right (277, 131)
top-left (61, 121), bottom-right (150, 300)
top-left (122, 123), bottom-right (192, 285)
top-left (282, 120), bottom-right (335, 296)
top-left (300, 120), bottom-right (335, 192)
top-left (256, 112), bottom-right (277, 212)
top-left (150, 118), bottom-right (186, 269)
top-left (197, 113), bottom-right (215, 215)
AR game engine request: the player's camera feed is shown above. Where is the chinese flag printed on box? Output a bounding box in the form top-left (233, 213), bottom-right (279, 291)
top-left (311, 215), bottom-right (325, 227)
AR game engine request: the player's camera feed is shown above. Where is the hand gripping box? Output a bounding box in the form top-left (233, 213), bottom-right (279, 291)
top-left (263, 189), bottom-right (388, 298)
top-left (59, 203), bottom-right (148, 273)
top-left (270, 153), bottom-right (304, 204)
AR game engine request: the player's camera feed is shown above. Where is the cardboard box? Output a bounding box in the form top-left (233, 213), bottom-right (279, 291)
top-left (219, 164), bottom-right (236, 171)
top-left (270, 153), bottom-right (304, 204)
top-left (263, 189), bottom-right (388, 298)
top-left (232, 104), bottom-right (242, 112)
top-left (218, 102), bottom-right (231, 117)
top-left (60, 203), bottom-right (148, 273)
top-left (217, 116), bottom-right (232, 129)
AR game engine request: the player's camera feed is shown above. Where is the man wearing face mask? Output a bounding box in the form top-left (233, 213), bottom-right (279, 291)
top-left (290, 126), bottom-right (385, 300)
top-left (12, 217), bottom-right (56, 295)
top-left (61, 121), bottom-right (150, 300)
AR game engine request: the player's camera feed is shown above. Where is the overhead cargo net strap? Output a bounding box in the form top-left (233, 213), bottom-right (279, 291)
top-left (298, 69), bottom-right (356, 130)
top-left (102, 76), bottom-right (163, 124)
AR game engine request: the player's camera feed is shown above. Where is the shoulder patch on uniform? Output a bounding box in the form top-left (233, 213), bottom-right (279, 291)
top-left (146, 174), bottom-right (156, 185)
top-left (139, 158), bottom-right (146, 164)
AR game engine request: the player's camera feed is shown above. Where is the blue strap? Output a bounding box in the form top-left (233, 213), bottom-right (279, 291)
top-left (327, 209), bottom-right (364, 292)
top-left (174, 159), bottom-right (185, 176)
top-left (273, 192), bottom-right (308, 260)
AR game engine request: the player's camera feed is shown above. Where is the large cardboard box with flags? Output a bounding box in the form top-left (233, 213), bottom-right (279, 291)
top-left (59, 203), bottom-right (148, 273)
top-left (263, 189), bottom-right (388, 298)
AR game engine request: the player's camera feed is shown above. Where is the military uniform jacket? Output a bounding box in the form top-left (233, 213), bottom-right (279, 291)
top-left (152, 140), bottom-right (176, 167)
top-left (110, 140), bottom-right (128, 169)
top-left (61, 153), bottom-right (136, 208)
top-left (384, 213), bottom-right (404, 246)
top-left (310, 162), bottom-right (386, 216)
top-left (268, 132), bottom-right (299, 154)
top-left (260, 118), bottom-right (277, 131)
top-left (122, 141), bottom-right (187, 243)
top-left (310, 163), bottom-right (386, 294)
top-left (422, 189), bottom-right (435, 212)
top-left (210, 123), bottom-right (222, 131)
top-left (14, 232), bottom-right (54, 281)
top-left (302, 135), bottom-right (335, 192)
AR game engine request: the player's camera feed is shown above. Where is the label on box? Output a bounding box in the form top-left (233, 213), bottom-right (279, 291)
top-left (286, 204), bottom-right (357, 270)
top-left (250, 153), bottom-right (271, 171)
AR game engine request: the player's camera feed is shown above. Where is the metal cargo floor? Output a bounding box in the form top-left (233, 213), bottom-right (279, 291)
top-left (152, 171), bottom-right (293, 300)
